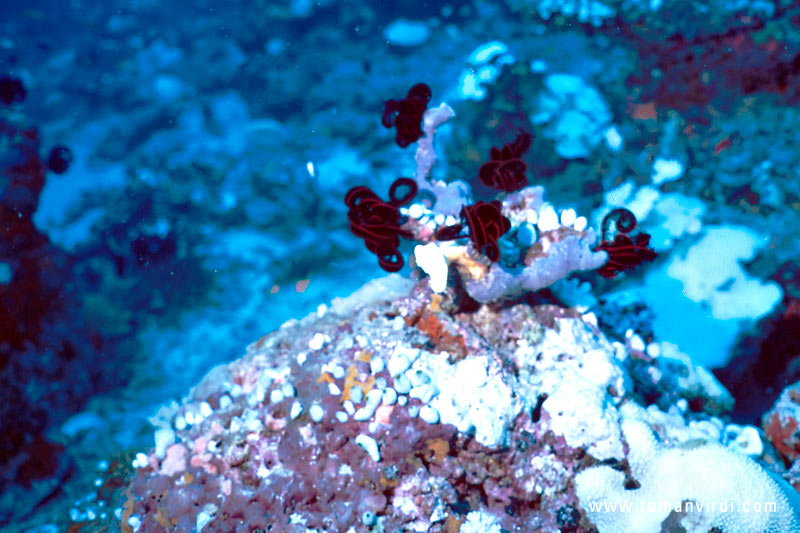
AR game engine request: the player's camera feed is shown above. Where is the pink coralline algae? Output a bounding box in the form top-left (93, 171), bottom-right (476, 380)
top-left (121, 272), bottom-right (738, 532)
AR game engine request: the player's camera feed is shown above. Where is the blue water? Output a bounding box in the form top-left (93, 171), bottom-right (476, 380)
top-left (2, 0), bottom-right (800, 529)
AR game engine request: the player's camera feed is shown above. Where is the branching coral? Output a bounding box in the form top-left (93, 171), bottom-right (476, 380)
top-left (347, 83), bottom-right (618, 302)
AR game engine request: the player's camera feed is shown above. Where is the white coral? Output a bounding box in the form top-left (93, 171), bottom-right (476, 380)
top-left (531, 73), bottom-right (613, 158)
top-left (575, 404), bottom-right (800, 533)
top-left (460, 510), bottom-right (504, 533)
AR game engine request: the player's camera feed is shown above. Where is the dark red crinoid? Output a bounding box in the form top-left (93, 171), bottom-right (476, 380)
top-left (345, 178), bottom-right (418, 272)
top-left (381, 83), bottom-right (431, 148)
top-left (435, 200), bottom-right (511, 262)
top-left (595, 208), bottom-right (657, 278)
top-left (478, 132), bottom-right (532, 192)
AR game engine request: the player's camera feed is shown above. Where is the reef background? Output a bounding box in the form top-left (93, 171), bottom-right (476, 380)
top-left (2, 0), bottom-right (800, 530)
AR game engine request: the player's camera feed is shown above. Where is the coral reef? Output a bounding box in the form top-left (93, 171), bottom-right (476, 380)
top-left (5, 0), bottom-right (800, 530)
top-left (121, 273), bottom-right (788, 531)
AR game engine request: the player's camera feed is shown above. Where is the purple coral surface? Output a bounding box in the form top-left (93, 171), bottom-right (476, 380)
top-left (123, 280), bottom-right (605, 532)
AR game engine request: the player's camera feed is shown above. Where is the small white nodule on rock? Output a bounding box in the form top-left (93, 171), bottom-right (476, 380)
top-left (369, 356), bottom-right (385, 375)
top-left (218, 395), bottom-right (233, 410)
top-left (388, 348), bottom-right (420, 377)
top-left (349, 385), bottom-right (364, 404)
top-left (354, 402), bottom-right (379, 421)
top-left (382, 388), bottom-right (398, 405)
top-left (269, 389), bottom-right (284, 404)
top-left (289, 401), bottom-right (303, 419)
top-left (154, 428), bottom-right (176, 459)
top-left (560, 208), bottom-right (577, 227)
top-left (419, 405), bottom-right (440, 424)
top-left (394, 374), bottom-right (412, 394)
top-left (309, 403), bottom-right (324, 423)
top-left (537, 204), bottom-right (560, 232)
top-left (132, 452), bottom-right (149, 469)
top-left (308, 333), bottom-right (326, 351)
top-left (355, 434), bottom-right (381, 462)
top-left (199, 401), bottom-right (213, 418)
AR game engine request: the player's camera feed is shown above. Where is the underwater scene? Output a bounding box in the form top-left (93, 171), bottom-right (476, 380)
top-left (3, 0), bottom-right (800, 531)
